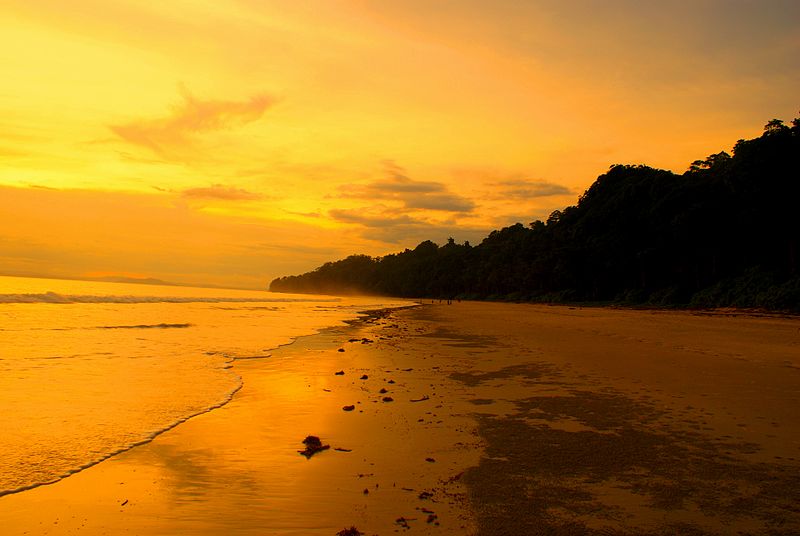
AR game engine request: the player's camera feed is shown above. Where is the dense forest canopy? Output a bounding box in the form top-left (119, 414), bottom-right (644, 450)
top-left (270, 116), bottom-right (800, 310)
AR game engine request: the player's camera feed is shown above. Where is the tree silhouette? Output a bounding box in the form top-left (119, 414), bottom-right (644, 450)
top-left (270, 114), bottom-right (800, 311)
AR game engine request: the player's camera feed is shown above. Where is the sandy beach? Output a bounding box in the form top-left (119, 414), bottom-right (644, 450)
top-left (2, 302), bottom-right (799, 535)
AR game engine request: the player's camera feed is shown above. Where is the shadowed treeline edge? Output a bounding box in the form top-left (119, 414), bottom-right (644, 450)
top-left (270, 115), bottom-right (800, 311)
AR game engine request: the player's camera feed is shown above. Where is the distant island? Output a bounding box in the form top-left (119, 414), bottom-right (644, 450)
top-left (271, 115), bottom-right (800, 311)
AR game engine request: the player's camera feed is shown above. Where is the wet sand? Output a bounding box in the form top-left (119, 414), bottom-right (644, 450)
top-left (1, 303), bottom-right (799, 535)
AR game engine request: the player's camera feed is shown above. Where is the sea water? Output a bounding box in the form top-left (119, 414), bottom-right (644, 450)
top-left (0, 275), bottom-right (409, 496)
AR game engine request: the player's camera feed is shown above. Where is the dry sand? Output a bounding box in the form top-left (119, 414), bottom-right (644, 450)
top-left (1, 302), bottom-right (799, 535)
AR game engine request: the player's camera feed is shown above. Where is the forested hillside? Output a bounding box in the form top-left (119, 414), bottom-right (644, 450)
top-left (270, 116), bottom-right (800, 310)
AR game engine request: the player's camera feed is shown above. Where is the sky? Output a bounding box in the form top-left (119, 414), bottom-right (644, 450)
top-left (1, 0), bottom-right (798, 289)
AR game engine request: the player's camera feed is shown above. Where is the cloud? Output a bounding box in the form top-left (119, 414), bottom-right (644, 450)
top-left (362, 219), bottom-right (490, 246)
top-left (329, 208), bottom-right (418, 228)
top-left (249, 242), bottom-right (342, 256)
top-left (493, 179), bottom-right (572, 198)
top-left (181, 184), bottom-right (262, 201)
top-left (373, 160), bottom-right (445, 193)
top-left (328, 205), bottom-right (488, 245)
top-left (338, 161), bottom-right (475, 213)
top-left (109, 84), bottom-right (274, 156)
top-left (284, 210), bottom-right (322, 218)
top-left (403, 193), bottom-right (475, 212)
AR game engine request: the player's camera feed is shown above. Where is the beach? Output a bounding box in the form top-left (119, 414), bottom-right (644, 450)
top-left (2, 302), bottom-right (800, 535)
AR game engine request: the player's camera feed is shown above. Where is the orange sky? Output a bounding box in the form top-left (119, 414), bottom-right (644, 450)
top-left (1, 0), bottom-right (798, 289)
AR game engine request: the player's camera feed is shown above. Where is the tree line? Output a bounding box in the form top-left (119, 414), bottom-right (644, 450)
top-left (270, 115), bottom-right (800, 311)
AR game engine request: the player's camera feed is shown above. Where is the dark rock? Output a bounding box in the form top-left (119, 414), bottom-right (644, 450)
top-left (299, 435), bottom-right (330, 458)
top-left (342, 405), bottom-right (355, 411)
top-left (425, 457), bottom-right (436, 463)
top-left (360, 374), bottom-right (369, 380)
top-left (335, 370), bottom-right (345, 375)
top-left (382, 396), bottom-right (394, 402)
top-left (379, 388), bottom-right (388, 394)
top-left (304, 435), bottom-right (322, 446)
top-left (337, 348), bottom-right (345, 352)
top-left (336, 527), bottom-right (363, 536)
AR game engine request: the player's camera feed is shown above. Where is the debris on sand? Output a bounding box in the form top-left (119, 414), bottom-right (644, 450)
top-left (382, 396), bottom-right (394, 402)
top-left (336, 527), bottom-right (363, 536)
top-left (360, 374), bottom-right (369, 380)
top-left (410, 395), bottom-right (430, 402)
top-left (342, 405), bottom-right (355, 411)
top-left (335, 370), bottom-right (345, 375)
top-left (395, 517), bottom-right (414, 529)
top-left (426, 513), bottom-right (438, 524)
top-left (348, 338), bottom-right (361, 343)
top-left (418, 491), bottom-right (433, 500)
top-left (299, 436), bottom-right (330, 459)
top-left (447, 471), bottom-right (464, 482)
top-left (334, 447), bottom-right (352, 452)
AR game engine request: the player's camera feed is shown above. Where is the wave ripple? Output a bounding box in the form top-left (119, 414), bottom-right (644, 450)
top-left (0, 292), bottom-right (339, 304)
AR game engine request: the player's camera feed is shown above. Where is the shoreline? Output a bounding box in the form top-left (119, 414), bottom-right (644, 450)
top-left (2, 302), bottom-right (799, 534)
top-left (0, 303), bottom-right (416, 501)
top-left (0, 379), bottom-right (245, 500)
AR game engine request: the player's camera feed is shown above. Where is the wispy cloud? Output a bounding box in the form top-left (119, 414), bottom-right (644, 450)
top-left (329, 208), bottom-right (418, 228)
top-left (338, 161), bottom-right (476, 213)
top-left (364, 223), bottom-right (489, 246)
top-left (182, 184), bottom-right (262, 201)
top-left (248, 242), bottom-right (343, 256)
top-left (403, 193), bottom-right (475, 212)
top-left (493, 179), bottom-right (572, 198)
top-left (109, 84), bottom-right (274, 157)
top-left (284, 210), bottom-right (322, 218)
top-left (328, 204), bottom-right (488, 245)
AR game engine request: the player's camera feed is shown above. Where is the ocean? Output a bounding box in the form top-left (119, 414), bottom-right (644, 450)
top-left (0, 275), bottom-right (409, 497)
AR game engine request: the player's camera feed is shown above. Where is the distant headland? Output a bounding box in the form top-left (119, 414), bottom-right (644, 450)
top-left (270, 115), bottom-right (800, 312)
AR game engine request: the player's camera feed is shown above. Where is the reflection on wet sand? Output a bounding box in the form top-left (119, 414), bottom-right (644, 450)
top-left (2, 303), bottom-right (800, 535)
